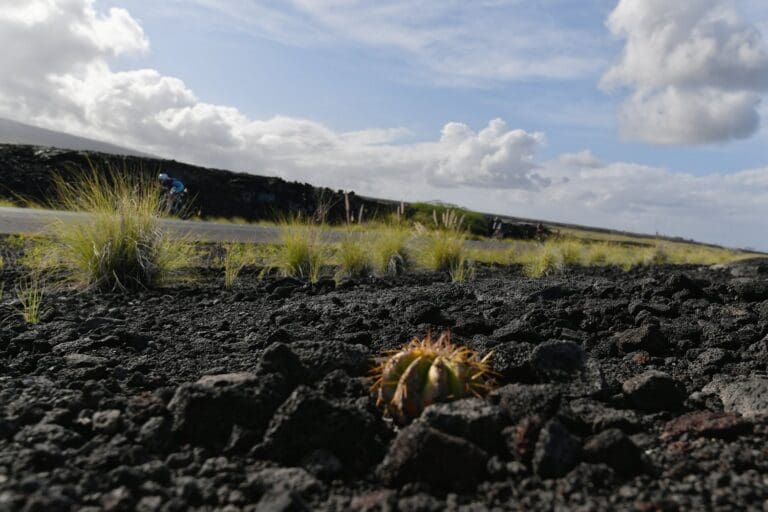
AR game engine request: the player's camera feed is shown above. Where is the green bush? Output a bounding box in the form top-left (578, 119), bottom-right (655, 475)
top-left (407, 202), bottom-right (488, 236)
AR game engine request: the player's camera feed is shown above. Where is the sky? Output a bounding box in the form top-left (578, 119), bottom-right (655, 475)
top-left (1, 0), bottom-right (768, 249)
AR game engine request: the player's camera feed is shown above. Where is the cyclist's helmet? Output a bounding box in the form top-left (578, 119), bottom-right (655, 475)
top-left (158, 173), bottom-right (169, 182)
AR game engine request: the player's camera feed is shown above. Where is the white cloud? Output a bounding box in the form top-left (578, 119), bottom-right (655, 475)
top-left (493, 156), bottom-right (768, 249)
top-left (426, 119), bottom-right (546, 189)
top-left (603, 0), bottom-right (768, 145)
top-left (0, 0), bottom-right (547, 191)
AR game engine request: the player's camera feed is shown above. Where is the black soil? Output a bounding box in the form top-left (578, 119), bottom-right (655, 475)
top-left (3, 241), bottom-right (768, 511)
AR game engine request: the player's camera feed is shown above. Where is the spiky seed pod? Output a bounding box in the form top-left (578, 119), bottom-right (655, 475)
top-left (370, 331), bottom-right (495, 425)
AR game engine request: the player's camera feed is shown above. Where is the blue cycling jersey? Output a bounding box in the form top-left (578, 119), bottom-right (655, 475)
top-left (170, 179), bottom-right (185, 194)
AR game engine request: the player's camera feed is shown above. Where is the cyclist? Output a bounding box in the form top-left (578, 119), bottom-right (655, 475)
top-left (158, 173), bottom-right (187, 214)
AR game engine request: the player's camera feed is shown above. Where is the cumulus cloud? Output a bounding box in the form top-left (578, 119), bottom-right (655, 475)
top-left (602, 0), bottom-right (768, 144)
top-left (495, 156), bottom-right (768, 249)
top-left (426, 120), bottom-right (547, 189)
top-left (0, 0), bottom-right (547, 191)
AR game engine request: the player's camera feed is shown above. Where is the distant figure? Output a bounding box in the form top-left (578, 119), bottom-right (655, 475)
top-left (535, 222), bottom-right (546, 242)
top-left (158, 173), bottom-right (187, 214)
top-left (492, 216), bottom-right (504, 238)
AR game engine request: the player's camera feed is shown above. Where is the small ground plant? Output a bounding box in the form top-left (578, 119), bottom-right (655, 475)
top-left (334, 235), bottom-right (371, 282)
top-left (414, 211), bottom-right (472, 281)
top-left (276, 222), bottom-right (326, 283)
top-left (523, 244), bottom-right (562, 278)
top-left (371, 331), bottom-right (496, 425)
top-left (15, 272), bottom-right (44, 324)
top-left (370, 226), bottom-right (409, 276)
top-left (223, 243), bottom-right (260, 289)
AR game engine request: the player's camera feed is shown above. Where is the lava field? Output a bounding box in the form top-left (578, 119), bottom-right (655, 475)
top-left (2, 241), bottom-right (768, 511)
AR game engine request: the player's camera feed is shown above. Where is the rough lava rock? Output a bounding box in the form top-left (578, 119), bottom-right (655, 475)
top-left (622, 370), bottom-right (686, 411)
top-left (376, 421), bottom-right (488, 489)
top-left (259, 386), bottom-right (388, 473)
top-left (532, 419), bottom-right (581, 478)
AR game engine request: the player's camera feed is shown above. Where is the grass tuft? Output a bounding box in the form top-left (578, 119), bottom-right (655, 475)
top-left (276, 222), bottom-right (326, 283)
top-left (334, 235), bottom-right (371, 282)
top-left (45, 166), bottom-right (190, 291)
top-left (223, 243), bottom-right (260, 289)
top-left (523, 244), bottom-right (562, 278)
top-left (370, 226), bottom-right (409, 276)
top-left (16, 272), bottom-right (44, 324)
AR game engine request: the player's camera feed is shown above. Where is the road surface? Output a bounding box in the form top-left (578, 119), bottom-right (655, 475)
top-left (0, 207), bottom-right (510, 249)
top-left (0, 206), bottom-right (285, 243)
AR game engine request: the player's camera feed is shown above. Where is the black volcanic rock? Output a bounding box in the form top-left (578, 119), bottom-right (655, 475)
top-left (622, 371), bottom-right (686, 411)
top-left (0, 144), bottom-right (394, 224)
top-left (376, 422), bottom-right (488, 489)
top-left (2, 235), bottom-right (768, 510)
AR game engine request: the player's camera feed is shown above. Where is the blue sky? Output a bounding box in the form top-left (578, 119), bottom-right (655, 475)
top-left (108, 0), bottom-right (768, 172)
top-left (1, 0), bottom-right (768, 248)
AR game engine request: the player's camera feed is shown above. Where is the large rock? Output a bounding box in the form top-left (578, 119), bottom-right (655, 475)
top-left (260, 386), bottom-right (388, 473)
top-left (661, 411), bottom-right (752, 440)
top-left (613, 325), bottom-right (667, 355)
top-left (289, 341), bottom-right (370, 380)
top-left (530, 340), bottom-right (585, 380)
top-left (560, 398), bottom-right (641, 434)
top-left (488, 384), bottom-right (561, 423)
top-left (493, 320), bottom-right (540, 344)
top-left (582, 428), bottom-right (642, 476)
top-left (168, 371), bottom-right (292, 448)
top-left (376, 422), bottom-right (488, 489)
top-left (487, 342), bottom-right (535, 382)
top-left (622, 371), bottom-right (686, 411)
top-left (532, 419), bottom-right (581, 478)
top-left (702, 377), bottom-right (768, 417)
top-left (420, 398), bottom-right (508, 453)
top-left (729, 278), bottom-right (768, 301)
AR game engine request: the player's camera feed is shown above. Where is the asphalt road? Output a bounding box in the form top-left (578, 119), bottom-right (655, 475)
top-left (0, 206), bottom-right (284, 243)
top-left (0, 206), bottom-right (513, 251)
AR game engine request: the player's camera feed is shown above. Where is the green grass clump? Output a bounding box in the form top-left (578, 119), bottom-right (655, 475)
top-left (334, 236), bottom-right (372, 281)
top-left (417, 230), bottom-right (465, 273)
top-left (223, 243), bottom-right (261, 289)
top-left (45, 167), bottom-right (190, 291)
top-left (557, 240), bottom-right (583, 266)
top-left (523, 245), bottom-right (562, 278)
top-left (644, 243), bottom-right (670, 265)
top-left (276, 223), bottom-right (326, 283)
top-left (16, 273), bottom-right (44, 324)
top-left (414, 227), bottom-right (474, 282)
top-left (371, 227), bottom-right (409, 276)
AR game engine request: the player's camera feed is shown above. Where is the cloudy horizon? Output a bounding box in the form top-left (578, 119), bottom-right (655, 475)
top-left (1, 0), bottom-right (768, 250)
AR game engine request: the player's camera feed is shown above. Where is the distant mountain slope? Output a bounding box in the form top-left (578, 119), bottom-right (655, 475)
top-left (0, 118), bottom-right (150, 157)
